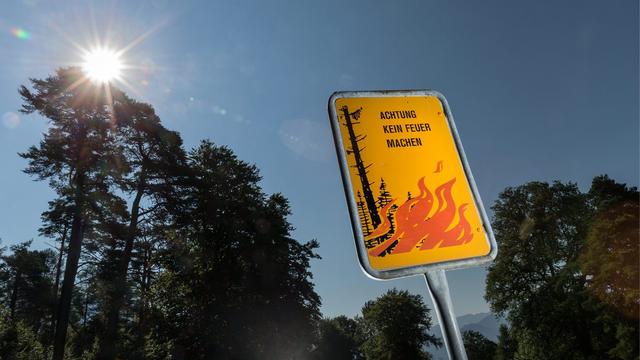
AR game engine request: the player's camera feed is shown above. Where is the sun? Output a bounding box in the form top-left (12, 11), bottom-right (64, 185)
top-left (81, 47), bottom-right (123, 83)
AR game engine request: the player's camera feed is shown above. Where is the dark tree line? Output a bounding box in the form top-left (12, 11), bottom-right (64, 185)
top-left (0, 67), bottom-right (323, 360)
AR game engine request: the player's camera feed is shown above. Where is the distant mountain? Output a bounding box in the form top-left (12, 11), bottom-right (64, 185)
top-left (461, 313), bottom-right (506, 341)
top-left (455, 313), bottom-right (492, 328)
top-left (427, 312), bottom-right (507, 360)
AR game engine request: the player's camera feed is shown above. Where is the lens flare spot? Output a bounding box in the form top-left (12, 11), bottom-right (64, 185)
top-left (10, 27), bottom-right (30, 40)
top-left (2, 112), bottom-right (21, 129)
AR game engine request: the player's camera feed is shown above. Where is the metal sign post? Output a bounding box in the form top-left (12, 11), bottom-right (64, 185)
top-left (425, 270), bottom-right (467, 360)
top-left (328, 90), bottom-right (497, 360)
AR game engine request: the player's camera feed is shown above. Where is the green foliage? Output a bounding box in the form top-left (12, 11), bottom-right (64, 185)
top-left (462, 330), bottom-right (496, 360)
top-left (485, 177), bottom-right (639, 360)
top-left (359, 289), bottom-right (441, 360)
top-left (19, 67), bottom-right (132, 360)
top-left (0, 241), bottom-right (55, 337)
top-left (0, 307), bottom-right (47, 360)
top-left (95, 93), bottom-right (186, 360)
top-left (608, 321), bottom-right (639, 360)
top-left (494, 325), bottom-right (517, 360)
top-left (512, 328), bottom-right (548, 360)
top-left (141, 330), bottom-right (175, 360)
top-left (150, 141), bottom-right (321, 359)
top-left (486, 181), bottom-right (589, 316)
top-left (312, 291), bottom-right (441, 360)
top-left (312, 316), bottom-right (363, 360)
top-left (18, 67), bottom-right (127, 203)
top-left (580, 175), bottom-right (639, 319)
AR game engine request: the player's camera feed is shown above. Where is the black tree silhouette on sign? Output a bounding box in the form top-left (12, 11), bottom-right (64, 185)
top-left (340, 105), bottom-right (381, 228)
top-left (357, 191), bottom-right (372, 235)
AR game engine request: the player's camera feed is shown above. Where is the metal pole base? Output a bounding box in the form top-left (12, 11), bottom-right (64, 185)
top-left (424, 269), bottom-right (468, 360)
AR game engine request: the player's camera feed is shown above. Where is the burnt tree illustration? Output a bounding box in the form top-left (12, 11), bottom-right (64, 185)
top-left (377, 178), bottom-right (392, 208)
top-left (341, 105), bottom-right (381, 228)
top-left (377, 178), bottom-right (396, 233)
top-left (357, 191), bottom-right (372, 236)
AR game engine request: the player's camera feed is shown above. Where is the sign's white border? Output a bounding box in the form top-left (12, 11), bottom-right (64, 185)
top-left (328, 90), bottom-right (498, 280)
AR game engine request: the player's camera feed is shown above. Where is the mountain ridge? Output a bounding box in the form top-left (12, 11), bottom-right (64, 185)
top-left (427, 312), bottom-right (507, 360)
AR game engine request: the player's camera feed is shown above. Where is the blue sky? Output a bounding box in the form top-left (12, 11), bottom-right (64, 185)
top-left (0, 0), bottom-right (637, 319)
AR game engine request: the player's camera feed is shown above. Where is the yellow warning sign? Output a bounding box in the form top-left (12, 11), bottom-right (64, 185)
top-left (329, 91), bottom-right (496, 278)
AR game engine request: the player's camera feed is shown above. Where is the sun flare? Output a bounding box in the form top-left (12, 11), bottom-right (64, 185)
top-left (82, 47), bottom-right (123, 83)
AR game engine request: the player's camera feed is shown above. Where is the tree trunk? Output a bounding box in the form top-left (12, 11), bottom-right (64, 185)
top-left (138, 244), bottom-right (151, 349)
top-left (50, 223), bottom-right (68, 342)
top-left (9, 269), bottom-right (21, 321)
top-left (97, 185), bottom-right (144, 360)
top-left (53, 224), bottom-right (68, 304)
top-left (83, 288), bottom-right (89, 326)
top-left (52, 175), bottom-right (86, 360)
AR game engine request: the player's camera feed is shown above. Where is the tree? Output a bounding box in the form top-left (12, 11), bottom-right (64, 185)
top-left (357, 191), bottom-right (372, 235)
top-left (494, 325), bottom-right (517, 360)
top-left (0, 305), bottom-right (47, 360)
top-left (38, 197), bottom-right (73, 342)
top-left (19, 67), bottom-right (128, 360)
top-left (65, 263), bottom-right (103, 359)
top-left (124, 223), bottom-right (166, 358)
top-left (376, 178), bottom-right (393, 209)
top-left (359, 288), bottom-right (441, 360)
top-left (485, 177), bottom-right (639, 359)
top-left (96, 98), bottom-right (186, 360)
top-left (150, 140), bottom-right (321, 359)
top-left (0, 242), bottom-right (56, 359)
top-left (0, 242), bottom-right (55, 333)
top-left (485, 181), bottom-right (593, 359)
top-left (312, 316), bottom-right (363, 360)
top-left (462, 330), bottom-right (496, 360)
top-left (580, 175), bottom-right (639, 359)
top-left (580, 175), bottom-right (639, 319)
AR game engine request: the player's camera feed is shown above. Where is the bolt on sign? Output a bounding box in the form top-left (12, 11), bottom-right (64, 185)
top-left (328, 90), bottom-right (497, 279)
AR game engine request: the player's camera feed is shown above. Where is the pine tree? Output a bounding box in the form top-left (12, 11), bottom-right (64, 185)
top-left (357, 191), bottom-right (372, 235)
top-left (38, 197), bottom-right (73, 342)
top-left (340, 106), bottom-right (380, 227)
top-left (96, 98), bottom-right (186, 360)
top-left (377, 178), bottom-right (392, 209)
top-left (0, 242), bottom-right (55, 334)
top-left (377, 178), bottom-right (397, 234)
top-left (19, 67), bottom-right (128, 360)
top-left (150, 141), bottom-right (321, 359)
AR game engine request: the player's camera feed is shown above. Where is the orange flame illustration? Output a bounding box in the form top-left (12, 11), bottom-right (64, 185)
top-left (365, 201), bottom-right (396, 239)
top-left (434, 160), bottom-right (443, 173)
top-left (367, 177), bottom-right (473, 257)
